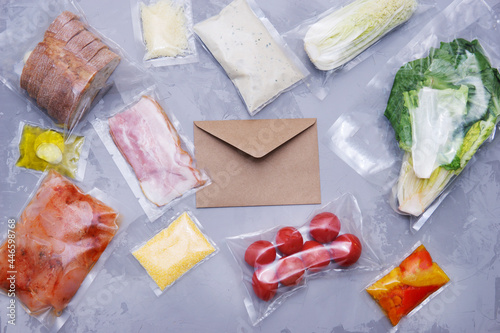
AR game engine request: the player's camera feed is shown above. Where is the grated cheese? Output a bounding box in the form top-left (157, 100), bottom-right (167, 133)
top-left (140, 0), bottom-right (189, 59)
top-left (133, 212), bottom-right (215, 291)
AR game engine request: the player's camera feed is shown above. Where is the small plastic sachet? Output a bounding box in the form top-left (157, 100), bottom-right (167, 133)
top-left (366, 243), bottom-right (450, 327)
top-left (132, 211), bottom-right (217, 295)
top-left (131, 0), bottom-right (198, 66)
top-left (15, 122), bottom-right (90, 180)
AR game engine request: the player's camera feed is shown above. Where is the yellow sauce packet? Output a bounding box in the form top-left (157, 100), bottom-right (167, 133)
top-left (16, 124), bottom-right (85, 179)
top-left (133, 212), bottom-right (216, 291)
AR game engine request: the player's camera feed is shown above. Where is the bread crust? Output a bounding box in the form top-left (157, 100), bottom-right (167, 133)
top-left (20, 11), bottom-right (120, 127)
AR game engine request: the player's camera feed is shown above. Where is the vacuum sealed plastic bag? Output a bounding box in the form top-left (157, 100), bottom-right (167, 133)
top-left (0, 1), bottom-right (122, 134)
top-left (13, 121), bottom-right (90, 180)
top-left (285, 0), bottom-right (439, 100)
top-left (93, 87), bottom-right (210, 222)
top-left (130, 0), bottom-right (198, 67)
top-left (131, 211), bottom-right (218, 296)
top-left (226, 193), bottom-right (381, 325)
top-left (194, 0), bottom-right (309, 116)
top-left (325, 0), bottom-right (500, 231)
top-left (304, 0), bottom-right (418, 71)
top-left (0, 170), bottom-right (121, 331)
top-left (366, 243), bottom-right (450, 328)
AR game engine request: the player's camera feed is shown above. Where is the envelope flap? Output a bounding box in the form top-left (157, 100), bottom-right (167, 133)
top-left (194, 118), bottom-right (316, 158)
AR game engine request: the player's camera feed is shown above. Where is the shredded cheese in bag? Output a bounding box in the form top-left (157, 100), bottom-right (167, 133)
top-left (133, 212), bottom-right (216, 291)
top-left (141, 0), bottom-right (189, 59)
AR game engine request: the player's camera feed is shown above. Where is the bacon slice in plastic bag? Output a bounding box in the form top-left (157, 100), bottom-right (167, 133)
top-left (108, 95), bottom-right (207, 206)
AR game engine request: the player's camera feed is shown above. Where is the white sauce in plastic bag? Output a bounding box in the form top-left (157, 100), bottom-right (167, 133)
top-left (194, 0), bottom-right (305, 115)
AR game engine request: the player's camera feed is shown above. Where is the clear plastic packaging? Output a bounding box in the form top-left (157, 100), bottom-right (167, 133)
top-left (325, 0), bottom-right (500, 231)
top-left (193, 0), bottom-right (309, 116)
top-left (0, 0), bottom-right (158, 141)
top-left (12, 121), bottom-right (91, 181)
top-left (0, 170), bottom-right (125, 331)
top-left (0, 1), bottom-right (124, 136)
top-left (130, 210), bottom-right (218, 296)
top-left (93, 86), bottom-right (210, 222)
top-left (284, 0), bottom-right (439, 100)
top-left (130, 0), bottom-right (198, 67)
top-left (226, 193), bottom-right (381, 325)
top-left (365, 242), bottom-right (450, 329)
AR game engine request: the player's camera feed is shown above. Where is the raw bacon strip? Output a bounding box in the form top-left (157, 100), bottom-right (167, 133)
top-left (0, 170), bottom-right (119, 314)
top-left (108, 96), bottom-right (207, 206)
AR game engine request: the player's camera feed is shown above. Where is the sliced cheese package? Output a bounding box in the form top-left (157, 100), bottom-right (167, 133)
top-left (131, 211), bottom-right (218, 296)
top-left (130, 0), bottom-right (198, 67)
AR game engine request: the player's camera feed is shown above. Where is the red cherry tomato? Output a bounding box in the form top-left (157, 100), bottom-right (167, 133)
top-left (309, 212), bottom-right (341, 243)
top-left (276, 227), bottom-right (303, 256)
top-left (329, 234), bottom-right (362, 267)
top-left (276, 256), bottom-right (305, 286)
top-left (245, 240), bottom-right (276, 268)
top-left (300, 240), bottom-right (331, 273)
top-left (252, 266), bottom-right (278, 301)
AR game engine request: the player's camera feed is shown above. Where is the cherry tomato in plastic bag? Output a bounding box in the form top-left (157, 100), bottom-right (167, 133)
top-left (300, 240), bottom-right (331, 273)
top-left (245, 240), bottom-right (276, 267)
top-left (309, 212), bottom-right (341, 243)
top-left (329, 233), bottom-right (362, 267)
top-left (276, 226), bottom-right (303, 256)
top-left (276, 255), bottom-right (305, 286)
top-left (252, 266), bottom-right (279, 301)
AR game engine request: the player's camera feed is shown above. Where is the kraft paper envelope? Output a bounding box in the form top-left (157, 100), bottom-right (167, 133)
top-left (193, 118), bottom-right (321, 208)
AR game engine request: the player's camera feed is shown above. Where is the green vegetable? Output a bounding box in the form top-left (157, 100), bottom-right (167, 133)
top-left (385, 38), bottom-right (500, 216)
top-left (304, 0), bottom-right (417, 71)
